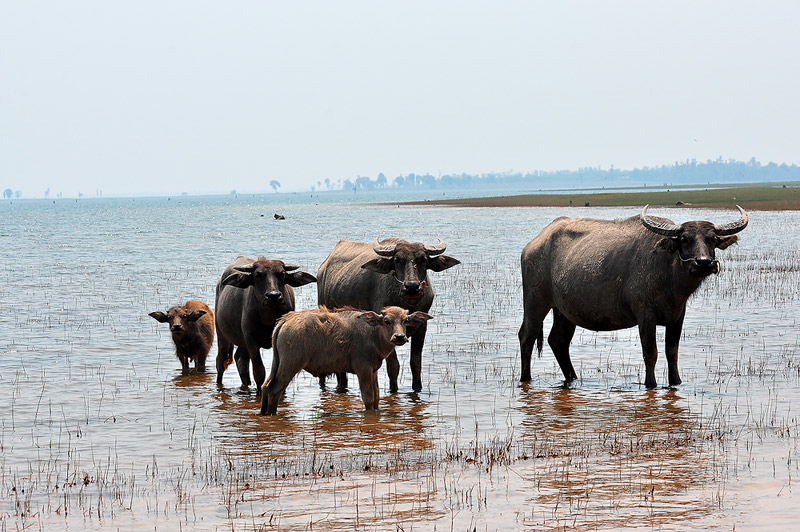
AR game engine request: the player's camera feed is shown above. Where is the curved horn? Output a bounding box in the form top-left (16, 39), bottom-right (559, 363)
top-left (640, 205), bottom-right (682, 236)
top-left (282, 263), bottom-right (300, 272)
top-left (714, 205), bottom-right (748, 236)
top-left (372, 238), bottom-right (397, 257)
top-left (233, 263), bottom-right (257, 273)
top-left (423, 238), bottom-right (447, 256)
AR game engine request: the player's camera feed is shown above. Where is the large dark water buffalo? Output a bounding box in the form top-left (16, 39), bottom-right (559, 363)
top-left (261, 306), bottom-right (433, 414)
top-left (518, 205), bottom-right (748, 388)
top-left (317, 238), bottom-right (460, 392)
top-left (215, 256), bottom-right (316, 392)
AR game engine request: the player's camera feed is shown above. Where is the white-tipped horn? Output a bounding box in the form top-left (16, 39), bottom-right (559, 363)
top-left (372, 238), bottom-right (397, 257)
top-left (233, 263), bottom-right (257, 272)
top-left (423, 238), bottom-right (447, 256)
top-left (714, 205), bottom-right (748, 236)
top-left (640, 205), bottom-right (682, 236)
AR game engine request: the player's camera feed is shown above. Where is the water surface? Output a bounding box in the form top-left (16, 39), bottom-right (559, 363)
top-left (1, 195), bottom-right (797, 530)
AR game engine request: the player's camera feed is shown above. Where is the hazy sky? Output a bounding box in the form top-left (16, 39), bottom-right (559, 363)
top-left (2, 1), bottom-right (798, 197)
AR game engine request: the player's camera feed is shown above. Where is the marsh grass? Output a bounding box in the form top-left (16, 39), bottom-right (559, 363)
top-left (1, 200), bottom-right (798, 530)
top-left (402, 183), bottom-right (800, 211)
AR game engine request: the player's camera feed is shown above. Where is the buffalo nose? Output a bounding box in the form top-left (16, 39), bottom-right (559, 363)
top-left (403, 281), bottom-right (421, 293)
top-left (171, 324), bottom-right (182, 332)
top-left (695, 257), bottom-right (713, 268)
top-left (392, 334), bottom-right (407, 345)
top-left (266, 291), bottom-right (283, 301)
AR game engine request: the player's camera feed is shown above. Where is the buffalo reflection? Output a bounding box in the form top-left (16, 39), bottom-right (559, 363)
top-left (171, 370), bottom-right (214, 388)
top-left (208, 383), bottom-right (434, 457)
top-left (513, 386), bottom-right (718, 529)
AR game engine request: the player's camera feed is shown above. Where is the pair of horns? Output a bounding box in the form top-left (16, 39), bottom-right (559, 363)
top-left (372, 238), bottom-right (448, 257)
top-left (233, 262), bottom-right (300, 272)
top-left (640, 205), bottom-right (748, 237)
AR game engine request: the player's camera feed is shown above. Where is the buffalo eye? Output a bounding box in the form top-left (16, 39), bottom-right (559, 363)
top-left (680, 236), bottom-right (689, 244)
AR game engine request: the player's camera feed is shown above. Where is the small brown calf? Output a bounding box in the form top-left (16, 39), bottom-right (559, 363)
top-left (261, 306), bottom-right (432, 415)
top-left (149, 300), bottom-right (214, 373)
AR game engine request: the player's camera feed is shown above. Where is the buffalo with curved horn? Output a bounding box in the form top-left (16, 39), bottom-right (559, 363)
top-left (215, 256), bottom-right (317, 391)
top-left (519, 205), bottom-right (747, 388)
top-left (317, 238), bottom-right (460, 392)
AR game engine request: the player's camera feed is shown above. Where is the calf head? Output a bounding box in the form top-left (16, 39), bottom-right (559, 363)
top-left (641, 205), bottom-right (748, 276)
top-left (362, 239), bottom-right (460, 301)
top-left (149, 306), bottom-right (207, 338)
top-left (222, 258), bottom-right (317, 307)
top-left (358, 306), bottom-right (433, 348)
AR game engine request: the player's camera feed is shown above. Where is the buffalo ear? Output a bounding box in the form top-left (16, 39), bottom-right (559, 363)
top-left (656, 237), bottom-right (678, 253)
top-left (222, 271), bottom-right (253, 288)
top-left (286, 271), bottom-right (317, 287)
top-left (186, 310), bottom-right (207, 322)
top-left (407, 311), bottom-right (433, 325)
top-left (149, 311), bottom-right (169, 323)
top-left (357, 311), bottom-right (383, 326)
top-left (361, 258), bottom-right (394, 274)
top-left (427, 255), bottom-right (460, 272)
top-left (716, 235), bottom-right (739, 250)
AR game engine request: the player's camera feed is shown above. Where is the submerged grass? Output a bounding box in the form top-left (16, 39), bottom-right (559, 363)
top-left (1, 201), bottom-right (798, 531)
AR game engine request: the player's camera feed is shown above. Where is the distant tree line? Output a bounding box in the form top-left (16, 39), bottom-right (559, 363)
top-left (327, 158), bottom-right (800, 192)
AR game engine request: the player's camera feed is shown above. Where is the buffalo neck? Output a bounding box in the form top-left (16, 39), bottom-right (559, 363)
top-left (666, 253), bottom-right (709, 301)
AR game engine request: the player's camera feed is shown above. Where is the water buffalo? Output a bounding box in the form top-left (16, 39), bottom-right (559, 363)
top-left (149, 300), bottom-right (214, 373)
top-left (261, 306), bottom-right (433, 414)
top-left (316, 238), bottom-right (459, 392)
top-left (518, 205), bottom-right (748, 388)
top-left (215, 256), bottom-right (316, 392)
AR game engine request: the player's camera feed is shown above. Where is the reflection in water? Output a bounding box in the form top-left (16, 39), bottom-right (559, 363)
top-left (203, 385), bottom-right (443, 530)
top-left (513, 386), bottom-right (714, 529)
top-left (1, 200), bottom-right (798, 530)
top-left (171, 370), bottom-right (214, 388)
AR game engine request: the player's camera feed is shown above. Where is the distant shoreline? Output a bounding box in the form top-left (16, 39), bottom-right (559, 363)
top-left (395, 184), bottom-right (800, 211)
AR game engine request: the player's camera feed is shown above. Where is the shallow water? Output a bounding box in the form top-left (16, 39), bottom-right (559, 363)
top-left (1, 195), bottom-right (798, 530)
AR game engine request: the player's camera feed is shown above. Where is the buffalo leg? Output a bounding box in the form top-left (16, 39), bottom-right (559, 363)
top-left (178, 354), bottom-right (190, 374)
top-left (385, 350), bottom-right (400, 393)
top-left (638, 321), bottom-right (659, 388)
top-left (357, 369), bottom-right (379, 410)
top-left (195, 351), bottom-right (207, 373)
top-left (665, 313), bottom-right (685, 386)
top-left (372, 371), bottom-right (380, 407)
top-left (519, 287), bottom-right (550, 382)
top-left (234, 346), bottom-right (251, 387)
top-left (261, 359), bottom-right (299, 415)
top-left (548, 309), bottom-right (577, 382)
top-left (336, 372), bottom-right (348, 391)
top-left (409, 322), bottom-right (427, 392)
top-left (248, 343), bottom-right (266, 395)
top-left (215, 336), bottom-right (234, 385)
